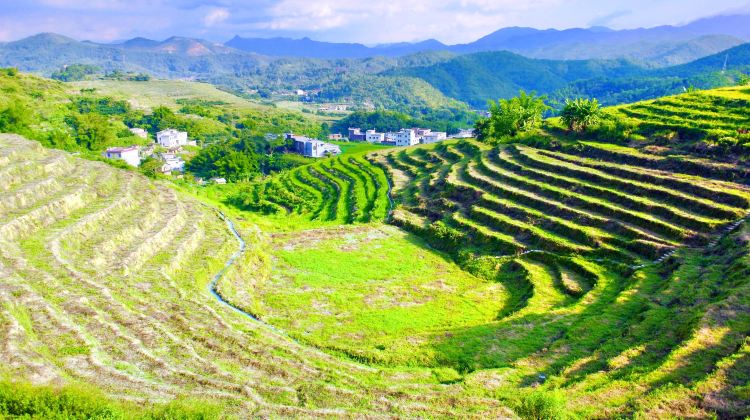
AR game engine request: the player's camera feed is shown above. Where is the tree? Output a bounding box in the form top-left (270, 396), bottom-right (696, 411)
top-left (476, 91), bottom-right (550, 141)
top-left (66, 113), bottom-right (116, 150)
top-left (51, 64), bottom-right (100, 82)
top-left (560, 98), bottom-right (603, 132)
top-left (738, 73), bottom-right (750, 86)
top-left (0, 100), bottom-right (31, 133)
top-left (139, 157), bottom-right (164, 178)
top-left (319, 122), bottom-right (331, 140)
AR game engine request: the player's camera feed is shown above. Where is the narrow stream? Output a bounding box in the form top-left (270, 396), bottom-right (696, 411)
top-left (207, 211), bottom-right (288, 336)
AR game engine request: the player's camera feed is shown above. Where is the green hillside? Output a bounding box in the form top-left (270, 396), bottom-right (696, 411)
top-left (218, 87), bottom-right (750, 417)
top-left (389, 44), bottom-right (750, 108)
top-left (594, 85), bottom-right (750, 158)
top-left (0, 133), bottom-right (511, 417)
top-left (3, 71), bottom-right (750, 418)
top-left (387, 51), bottom-right (644, 108)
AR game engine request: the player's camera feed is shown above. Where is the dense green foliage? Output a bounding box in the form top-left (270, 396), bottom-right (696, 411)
top-left (0, 379), bottom-right (225, 419)
top-left (388, 45), bottom-right (750, 109)
top-left (475, 91), bottom-right (550, 142)
top-left (50, 63), bottom-right (100, 81)
top-left (560, 98), bottom-right (603, 132)
top-left (332, 109), bottom-right (476, 135)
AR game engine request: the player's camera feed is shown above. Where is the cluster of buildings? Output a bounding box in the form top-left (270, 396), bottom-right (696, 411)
top-left (286, 133), bottom-right (342, 158)
top-left (103, 128), bottom-right (191, 174)
top-left (346, 127), bottom-right (448, 147)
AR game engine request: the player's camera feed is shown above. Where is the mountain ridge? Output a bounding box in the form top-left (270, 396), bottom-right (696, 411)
top-left (224, 14), bottom-right (750, 63)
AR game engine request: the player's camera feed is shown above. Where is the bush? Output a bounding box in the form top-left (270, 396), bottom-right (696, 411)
top-left (0, 100), bottom-right (31, 133)
top-left (560, 98), bottom-right (602, 132)
top-left (516, 389), bottom-right (570, 420)
top-left (432, 367), bottom-right (463, 384)
top-left (479, 91), bottom-right (550, 141)
top-left (0, 380), bottom-right (125, 418)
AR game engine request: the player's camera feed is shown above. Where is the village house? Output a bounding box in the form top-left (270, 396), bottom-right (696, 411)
top-left (450, 128), bottom-right (475, 139)
top-left (159, 153), bottom-right (185, 173)
top-left (365, 129), bottom-right (385, 143)
top-left (287, 133), bottom-right (341, 158)
top-left (421, 131), bottom-right (447, 144)
top-left (328, 133), bottom-right (343, 140)
top-left (156, 129), bottom-right (189, 149)
top-left (210, 177), bottom-right (227, 185)
top-left (348, 128), bottom-right (366, 141)
top-left (103, 146), bottom-right (141, 167)
top-left (129, 127), bottom-right (148, 139)
top-left (393, 129), bottom-right (419, 147)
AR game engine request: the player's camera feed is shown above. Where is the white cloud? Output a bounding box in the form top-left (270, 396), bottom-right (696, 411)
top-left (251, 0), bottom-right (563, 43)
top-left (204, 7), bottom-right (230, 26)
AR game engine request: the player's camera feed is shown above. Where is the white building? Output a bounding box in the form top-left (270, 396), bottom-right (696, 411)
top-left (365, 129), bottom-right (385, 143)
top-left (211, 177), bottom-right (227, 185)
top-left (156, 129), bottom-right (188, 149)
top-left (103, 146), bottom-right (140, 167)
top-left (421, 131), bottom-right (447, 144)
top-left (450, 129), bottom-right (474, 139)
top-left (159, 153), bottom-right (185, 173)
top-left (287, 134), bottom-right (341, 158)
top-left (393, 129), bottom-right (418, 147)
top-left (129, 127), bottom-right (148, 139)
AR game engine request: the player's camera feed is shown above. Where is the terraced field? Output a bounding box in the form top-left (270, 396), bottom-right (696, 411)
top-left (232, 152), bottom-right (391, 225)
top-left (0, 134), bottom-right (511, 417)
top-left (213, 132), bottom-right (750, 416)
top-left (362, 139), bottom-right (750, 417)
top-left (4, 123), bottom-right (750, 417)
top-left (380, 140), bottom-right (749, 263)
top-left (610, 85), bottom-right (750, 141)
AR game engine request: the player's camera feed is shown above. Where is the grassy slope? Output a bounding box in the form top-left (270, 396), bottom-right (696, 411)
top-left (0, 134), bottom-right (510, 418)
top-left (217, 88), bottom-right (750, 416)
top-left (70, 79), bottom-right (271, 112)
top-left (607, 85), bottom-right (750, 144)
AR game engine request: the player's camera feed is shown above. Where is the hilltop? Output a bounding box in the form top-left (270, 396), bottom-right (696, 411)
top-left (226, 14), bottom-right (750, 65)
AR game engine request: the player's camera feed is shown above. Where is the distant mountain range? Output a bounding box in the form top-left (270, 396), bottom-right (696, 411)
top-left (225, 36), bottom-right (447, 60)
top-left (225, 14), bottom-right (750, 66)
top-left (1, 22), bottom-right (750, 116)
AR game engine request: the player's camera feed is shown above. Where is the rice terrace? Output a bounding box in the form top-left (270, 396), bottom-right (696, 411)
top-left (2, 3), bottom-right (750, 419)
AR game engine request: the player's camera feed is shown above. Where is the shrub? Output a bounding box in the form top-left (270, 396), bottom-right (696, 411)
top-left (477, 91), bottom-right (550, 141)
top-left (432, 367), bottom-right (463, 384)
top-left (560, 98), bottom-right (602, 132)
top-left (0, 100), bottom-right (31, 133)
top-left (516, 389), bottom-right (570, 420)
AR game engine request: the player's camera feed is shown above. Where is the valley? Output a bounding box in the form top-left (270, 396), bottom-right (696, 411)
top-left (1, 6), bottom-right (750, 418)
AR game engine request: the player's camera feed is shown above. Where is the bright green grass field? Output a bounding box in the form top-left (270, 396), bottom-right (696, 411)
top-left (254, 224), bottom-right (507, 366)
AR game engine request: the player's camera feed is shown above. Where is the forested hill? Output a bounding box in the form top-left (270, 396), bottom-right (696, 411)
top-left (385, 52), bottom-right (644, 108)
top-left (389, 44), bottom-right (750, 108)
top-left (3, 33), bottom-right (750, 114)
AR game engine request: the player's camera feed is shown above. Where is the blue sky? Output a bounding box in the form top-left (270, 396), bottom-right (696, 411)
top-left (0, 0), bottom-right (748, 44)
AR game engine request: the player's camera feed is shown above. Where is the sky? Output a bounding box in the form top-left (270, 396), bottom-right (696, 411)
top-left (0, 0), bottom-right (749, 45)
